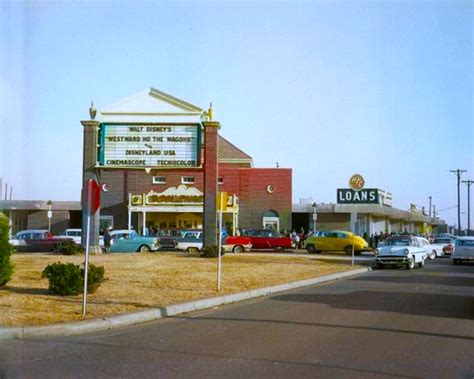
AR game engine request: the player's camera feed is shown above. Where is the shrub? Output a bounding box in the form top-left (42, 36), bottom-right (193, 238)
top-left (41, 262), bottom-right (105, 296)
top-left (200, 245), bottom-right (225, 258)
top-left (0, 213), bottom-right (14, 287)
top-left (53, 240), bottom-right (83, 255)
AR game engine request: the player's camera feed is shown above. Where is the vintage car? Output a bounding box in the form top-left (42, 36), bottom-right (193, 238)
top-left (432, 237), bottom-right (456, 257)
top-left (176, 231), bottom-right (252, 253)
top-left (451, 237), bottom-right (474, 264)
top-left (99, 229), bottom-right (132, 247)
top-left (374, 236), bottom-right (427, 269)
top-left (109, 234), bottom-right (160, 253)
top-left (59, 229), bottom-right (82, 244)
top-left (9, 229), bottom-right (73, 252)
top-left (304, 230), bottom-right (368, 255)
top-left (241, 229), bottom-right (293, 252)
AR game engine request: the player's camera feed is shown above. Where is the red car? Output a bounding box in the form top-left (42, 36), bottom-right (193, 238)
top-left (242, 229), bottom-right (293, 252)
top-left (9, 229), bottom-right (73, 252)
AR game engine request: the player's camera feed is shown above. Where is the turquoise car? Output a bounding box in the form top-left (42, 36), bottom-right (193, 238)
top-left (110, 235), bottom-right (160, 253)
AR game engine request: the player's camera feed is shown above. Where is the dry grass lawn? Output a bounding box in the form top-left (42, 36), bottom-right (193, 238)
top-left (0, 252), bottom-right (360, 327)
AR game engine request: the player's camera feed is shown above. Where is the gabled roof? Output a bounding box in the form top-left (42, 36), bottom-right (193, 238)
top-left (101, 87), bottom-right (203, 115)
top-left (218, 136), bottom-right (254, 167)
top-left (98, 87), bottom-right (205, 123)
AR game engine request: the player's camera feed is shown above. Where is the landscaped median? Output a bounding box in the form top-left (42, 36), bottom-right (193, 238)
top-left (1, 253), bottom-right (365, 328)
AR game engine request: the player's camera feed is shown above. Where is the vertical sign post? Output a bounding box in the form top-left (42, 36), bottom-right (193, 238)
top-left (217, 192), bottom-right (228, 291)
top-left (350, 212), bottom-right (357, 268)
top-left (82, 179), bottom-right (100, 315)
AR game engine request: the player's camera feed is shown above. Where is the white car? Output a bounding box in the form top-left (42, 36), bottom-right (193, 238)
top-left (451, 237), bottom-right (474, 264)
top-left (59, 229), bottom-right (82, 244)
top-left (432, 237), bottom-right (456, 257)
top-left (374, 236), bottom-right (428, 269)
top-left (418, 237), bottom-right (442, 260)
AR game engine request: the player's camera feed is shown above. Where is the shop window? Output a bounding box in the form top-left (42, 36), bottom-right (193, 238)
top-left (182, 176), bottom-right (195, 184)
top-left (218, 177), bottom-right (224, 185)
top-left (153, 176), bottom-right (166, 185)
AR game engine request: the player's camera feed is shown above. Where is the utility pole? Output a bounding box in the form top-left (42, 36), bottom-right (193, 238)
top-left (450, 169), bottom-right (467, 235)
top-left (462, 179), bottom-right (473, 236)
top-left (428, 196), bottom-right (432, 217)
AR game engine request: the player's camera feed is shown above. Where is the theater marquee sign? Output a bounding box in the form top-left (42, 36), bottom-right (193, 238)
top-left (98, 124), bottom-right (201, 168)
top-left (337, 174), bottom-right (379, 204)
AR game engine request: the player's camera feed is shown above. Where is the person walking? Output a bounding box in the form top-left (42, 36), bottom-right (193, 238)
top-left (104, 227), bottom-right (112, 253)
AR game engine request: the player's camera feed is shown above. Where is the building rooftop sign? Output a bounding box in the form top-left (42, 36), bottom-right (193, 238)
top-left (98, 124), bottom-right (201, 169)
top-left (338, 174), bottom-right (379, 204)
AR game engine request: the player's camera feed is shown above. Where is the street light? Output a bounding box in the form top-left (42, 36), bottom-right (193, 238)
top-left (312, 202), bottom-right (317, 235)
top-left (47, 200), bottom-right (53, 233)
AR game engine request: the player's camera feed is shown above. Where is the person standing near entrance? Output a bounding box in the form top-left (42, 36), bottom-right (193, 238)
top-left (104, 227), bottom-right (112, 253)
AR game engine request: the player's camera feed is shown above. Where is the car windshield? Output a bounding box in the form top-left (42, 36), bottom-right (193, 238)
top-left (385, 238), bottom-right (411, 246)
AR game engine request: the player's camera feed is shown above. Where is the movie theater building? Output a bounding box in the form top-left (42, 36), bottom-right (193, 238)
top-left (94, 88), bottom-right (292, 235)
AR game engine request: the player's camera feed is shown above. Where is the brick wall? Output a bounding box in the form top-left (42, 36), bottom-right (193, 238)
top-left (99, 164), bottom-right (292, 231)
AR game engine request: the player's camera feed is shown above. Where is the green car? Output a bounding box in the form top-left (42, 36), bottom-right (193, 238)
top-left (110, 235), bottom-right (160, 253)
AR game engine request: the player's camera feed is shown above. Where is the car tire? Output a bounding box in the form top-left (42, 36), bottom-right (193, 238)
top-left (344, 246), bottom-right (353, 255)
top-left (233, 245), bottom-right (244, 254)
top-left (374, 262), bottom-right (384, 270)
top-left (429, 250), bottom-right (436, 260)
top-left (418, 259), bottom-right (425, 268)
top-left (453, 259), bottom-right (460, 265)
top-left (306, 244), bottom-right (316, 254)
top-left (139, 245), bottom-right (150, 253)
top-left (406, 257), bottom-right (415, 270)
top-left (274, 246), bottom-right (283, 252)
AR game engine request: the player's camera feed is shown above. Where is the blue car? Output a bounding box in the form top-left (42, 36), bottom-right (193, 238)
top-left (110, 235), bottom-right (160, 253)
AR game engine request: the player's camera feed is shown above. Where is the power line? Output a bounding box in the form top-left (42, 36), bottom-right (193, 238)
top-left (450, 169), bottom-right (467, 235)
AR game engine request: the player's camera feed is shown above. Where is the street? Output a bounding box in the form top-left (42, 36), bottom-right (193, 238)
top-left (1, 258), bottom-right (473, 378)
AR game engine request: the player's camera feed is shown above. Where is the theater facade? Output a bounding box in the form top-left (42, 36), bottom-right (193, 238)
top-left (93, 88), bottom-right (292, 235)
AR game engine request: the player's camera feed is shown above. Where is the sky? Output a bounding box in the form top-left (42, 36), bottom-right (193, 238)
top-left (0, 0), bottom-right (472, 228)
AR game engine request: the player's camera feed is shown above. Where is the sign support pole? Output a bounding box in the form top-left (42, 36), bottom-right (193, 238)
top-left (217, 210), bottom-right (223, 291)
top-left (82, 214), bottom-right (91, 315)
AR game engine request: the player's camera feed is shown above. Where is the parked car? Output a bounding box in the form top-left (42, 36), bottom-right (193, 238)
top-left (241, 229), bottom-right (293, 252)
top-left (432, 237), bottom-right (456, 257)
top-left (176, 230), bottom-right (252, 253)
top-left (374, 235), bottom-right (427, 269)
top-left (59, 229), bottom-right (82, 244)
top-left (304, 230), bottom-right (368, 255)
top-left (9, 229), bottom-right (72, 252)
top-left (432, 237), bottom-right (455, 257)
top-left (451, 237), bottom-right (474, 264)
top-left (99, 229), bottom-right (132, 247)
top-left (109, 234), bottom-right (160, 253)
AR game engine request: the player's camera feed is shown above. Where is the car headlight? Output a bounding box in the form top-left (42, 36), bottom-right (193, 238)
top-left (404, 249), bottom-right (409, 255)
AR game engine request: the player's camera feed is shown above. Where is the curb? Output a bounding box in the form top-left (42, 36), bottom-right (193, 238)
top-left (0, 267), bottom-right (371, 341)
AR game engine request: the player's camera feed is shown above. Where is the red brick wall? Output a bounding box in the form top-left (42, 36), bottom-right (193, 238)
top-left (100, 164), bottom-right (292, 231)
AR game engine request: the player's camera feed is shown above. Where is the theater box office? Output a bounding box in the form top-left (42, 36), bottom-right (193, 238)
top-left (84, 88), bottom-right (292, 239)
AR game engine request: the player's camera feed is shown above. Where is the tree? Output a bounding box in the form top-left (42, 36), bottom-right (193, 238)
top-left (0, 213), bottom-right (14, 287)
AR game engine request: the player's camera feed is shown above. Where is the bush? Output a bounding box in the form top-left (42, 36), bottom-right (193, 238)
top-left (41, 262), bottom-right (105, 296)
top-left (200, 245), bottom-right (225, 258)
top-left (0, 213), bottom-right (14, 287)
top-left (53, 240), bottom-right (83, 255)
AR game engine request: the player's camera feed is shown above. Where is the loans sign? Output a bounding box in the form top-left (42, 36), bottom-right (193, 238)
top-left (337, 188), bottom-right (379, 204)
top-left (98, 124), bottom-right (201, 168)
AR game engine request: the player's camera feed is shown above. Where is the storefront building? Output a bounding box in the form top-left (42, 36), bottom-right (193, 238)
top-left (95, 88), bottom-right (292, 235)
top-left (292, 175), bottom-right (446, 236)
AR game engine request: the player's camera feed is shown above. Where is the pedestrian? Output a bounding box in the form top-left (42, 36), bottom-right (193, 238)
top-left (104, 226), bottom-right (112, 253)
top-left (374, 233), bottom-right (379, 248)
